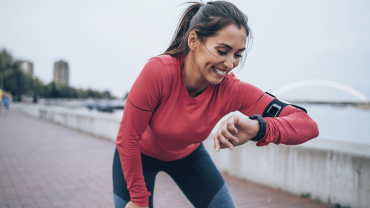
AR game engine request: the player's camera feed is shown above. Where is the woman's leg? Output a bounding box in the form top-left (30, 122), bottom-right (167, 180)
top-left (164, 143), bottom-right (235, 208)
top-left (112, 147), bottom-right (162, 208)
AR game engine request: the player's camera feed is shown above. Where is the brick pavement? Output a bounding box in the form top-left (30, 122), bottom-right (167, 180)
top-left (0, 111), bottom-right (333, 208)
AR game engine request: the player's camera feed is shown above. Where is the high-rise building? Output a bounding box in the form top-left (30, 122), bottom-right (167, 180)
top-left (21, 61), bottom-right (33, 76)
top-left (54, 60), bottom-right (69, 85)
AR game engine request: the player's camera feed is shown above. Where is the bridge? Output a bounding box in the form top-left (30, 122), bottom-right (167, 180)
top-left (272, 79), bottom-right (369, 105)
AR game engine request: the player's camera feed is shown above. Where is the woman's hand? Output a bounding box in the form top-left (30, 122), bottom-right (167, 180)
top-left (125, 201), bottom-right (148, 208)
top-left (214, 115), bottom-right (260, 152)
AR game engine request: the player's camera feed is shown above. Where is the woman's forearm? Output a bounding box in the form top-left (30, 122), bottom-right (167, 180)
top-left (214, 106), bottom-right (319, 150)
top-left (256, 107), bottom-right (319, 146)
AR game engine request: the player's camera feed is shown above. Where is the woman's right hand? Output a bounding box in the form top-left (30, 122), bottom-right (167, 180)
top-left (214, 115), bottom-right (259, 151)
top-left (125, 201), bottom-right (149, 208)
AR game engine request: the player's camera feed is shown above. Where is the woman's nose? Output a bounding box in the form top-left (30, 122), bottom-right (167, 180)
top-left (224, 56), bottom-right (234, 70)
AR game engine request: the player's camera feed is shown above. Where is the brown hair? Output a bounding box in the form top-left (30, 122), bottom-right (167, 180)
top-left (163, 1), bottom-right (252, 58)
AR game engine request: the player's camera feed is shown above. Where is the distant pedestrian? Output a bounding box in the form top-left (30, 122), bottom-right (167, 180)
top-left (2, 91), bottom-right (11, 114)
top-left (0, 88), bottom-right (3, 114)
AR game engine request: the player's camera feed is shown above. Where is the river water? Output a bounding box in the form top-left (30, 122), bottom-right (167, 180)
top-left (298, 104), bottom-right (370, 145)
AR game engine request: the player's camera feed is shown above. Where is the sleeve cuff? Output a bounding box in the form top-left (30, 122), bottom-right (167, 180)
top-left (255, 118), bottom-right (274, 147)
top-left (131, 191), bottom-right (152, 207)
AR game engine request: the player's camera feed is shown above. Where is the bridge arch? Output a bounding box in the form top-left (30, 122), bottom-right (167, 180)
top-left (272, 79), bottom-right (368, 102)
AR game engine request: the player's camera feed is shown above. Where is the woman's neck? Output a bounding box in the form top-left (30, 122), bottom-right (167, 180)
top-left (183, 53), bottom-right (210, 98)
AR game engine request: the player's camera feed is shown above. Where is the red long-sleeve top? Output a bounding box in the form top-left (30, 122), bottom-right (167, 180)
top-left (115, 55), bottom-right (319, 207)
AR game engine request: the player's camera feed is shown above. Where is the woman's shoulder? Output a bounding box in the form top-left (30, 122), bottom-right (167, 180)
top-left (144, 55), bottom-right (181, 77)
top-left (148, 55), bottom-right (182, 72)
top-left (153, 54), bottom-right (182, 66)
top-left (220, 72), bottom-right (241, 88)
top-left (138, 55), bottom-right (176, 79)
top-left (219, 72), bottom-right (259, 93)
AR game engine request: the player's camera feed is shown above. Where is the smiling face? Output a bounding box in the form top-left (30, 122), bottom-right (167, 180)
top-left (189, 24), bottom-right (247, 85)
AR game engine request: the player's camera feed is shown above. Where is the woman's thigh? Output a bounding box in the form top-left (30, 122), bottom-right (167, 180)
top-left (112, 147), bottom-right (161, 208)
top-left (164, 143), bottom-right (235, 208)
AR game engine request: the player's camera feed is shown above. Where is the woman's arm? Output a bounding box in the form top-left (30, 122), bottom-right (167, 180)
top-left (215, 78), bottom-right (319, 150)
top-left (214, 105), bottom-right (319, 150)
top-left (116, 58), bottom-right (168, 207)
top-left (117, 102), bottom-right (152, 207)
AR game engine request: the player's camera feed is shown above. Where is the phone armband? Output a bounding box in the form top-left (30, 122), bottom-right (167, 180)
top-left (263, 92), bottom-right (307, 117)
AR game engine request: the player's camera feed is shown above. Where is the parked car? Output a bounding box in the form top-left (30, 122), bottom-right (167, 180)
top-left (94, 99), bottom-right (125, 112)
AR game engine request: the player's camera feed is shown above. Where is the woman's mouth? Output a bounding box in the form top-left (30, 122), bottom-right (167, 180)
top-left (212, 66), bottom-right (227, 76)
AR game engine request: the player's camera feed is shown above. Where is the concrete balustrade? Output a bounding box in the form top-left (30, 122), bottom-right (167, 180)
top-left (13, 103), bottom-right (370, 208)
top-left (14, 104), bottom-right (121, 141)
top-left (203, 138), bottom-right (370, 208)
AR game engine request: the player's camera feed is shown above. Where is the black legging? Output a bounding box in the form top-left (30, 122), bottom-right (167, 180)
top-left (112, 143), bottom-right (235, 208)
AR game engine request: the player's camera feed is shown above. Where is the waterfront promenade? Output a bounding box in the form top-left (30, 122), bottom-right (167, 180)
top-left (0, 111), bottom-right (333, 208)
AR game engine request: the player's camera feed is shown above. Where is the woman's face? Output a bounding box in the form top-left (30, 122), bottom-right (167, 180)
top-left (192, 24), bottom-right (247, 85)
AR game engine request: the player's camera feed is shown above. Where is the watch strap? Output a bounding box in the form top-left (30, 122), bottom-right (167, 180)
top-left (249, 114), bottom-right (266, 142)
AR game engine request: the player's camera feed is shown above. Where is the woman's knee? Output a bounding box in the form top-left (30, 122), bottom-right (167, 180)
top-left (114, 193), bottom-right (128, 208)
top-left (207, 183), bottom-right (235, 208)
top-left (112, 148), bottom-right (131, 204)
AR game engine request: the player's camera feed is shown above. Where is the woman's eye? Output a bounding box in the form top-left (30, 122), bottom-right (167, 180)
top-left (217, 50), bottom-right (227, 55)
top-left (235, 54), bottom-right (242, 58)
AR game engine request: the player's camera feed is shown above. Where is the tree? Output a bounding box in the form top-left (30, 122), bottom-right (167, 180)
top-left (0, 50), bottom-right (33, 100)
top-left (33, 77), bottom-right (45, 97)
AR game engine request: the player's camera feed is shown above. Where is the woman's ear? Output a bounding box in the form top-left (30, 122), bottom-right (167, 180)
top-left (188, 31), bottom-right (198, 51)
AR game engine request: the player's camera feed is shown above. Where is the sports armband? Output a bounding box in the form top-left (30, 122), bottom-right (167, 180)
top-left (262, 92), bottom-right (307, 117)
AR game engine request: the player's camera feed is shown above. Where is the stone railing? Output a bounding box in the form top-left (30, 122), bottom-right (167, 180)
top-left (13, 104), bottom-right (121, 141)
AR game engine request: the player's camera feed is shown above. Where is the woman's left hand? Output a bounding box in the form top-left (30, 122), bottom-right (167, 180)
top-left (214, 115), bottom-right (260, 152)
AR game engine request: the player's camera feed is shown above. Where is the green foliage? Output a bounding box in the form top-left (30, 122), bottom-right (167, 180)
top-left (0, 50), bottom-right (34, 100)
top-left (0, 48), bottom-right (115, 99)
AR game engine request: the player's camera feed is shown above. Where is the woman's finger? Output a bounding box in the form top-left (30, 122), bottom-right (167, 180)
top-left (219, 142), bottom-right (228, 149)
top-left (214, 135), bottom-right (220, 152)
top-left (214, 121), bottom-right (226, 152)
top-left (215, 134), bottom-right (228, 150)
top-left (221, 119), bottom-right (239, 143)
top-left (221, 123), bottom-right (239, 143)
top-left (217, 124), bottom-right (234, 150)
top-left (221, 130), bottom-right (239, 145)
top-left (227, 116), bottom-right (239, 134)
top-left (218, 133), bottom-right (234, 150)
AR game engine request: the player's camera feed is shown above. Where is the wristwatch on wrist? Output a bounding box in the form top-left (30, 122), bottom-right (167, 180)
top-left (249, 114), bottom-right (267, 142)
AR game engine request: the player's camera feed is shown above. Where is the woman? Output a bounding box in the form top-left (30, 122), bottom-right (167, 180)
top-left (113, 1), bottom-right (319, 208)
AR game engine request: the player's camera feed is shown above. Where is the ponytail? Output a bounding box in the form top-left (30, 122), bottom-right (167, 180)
top-left (163, 2), bottom-right (203, 57)
top-left (162, 1), bottom-right (252, 62)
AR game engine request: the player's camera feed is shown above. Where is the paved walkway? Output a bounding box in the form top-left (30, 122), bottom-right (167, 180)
top-left (0, 111), bottom-right (333, 208)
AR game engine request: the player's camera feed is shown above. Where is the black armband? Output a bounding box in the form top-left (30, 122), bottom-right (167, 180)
top-left (262, 92), bottom-right (307, 117)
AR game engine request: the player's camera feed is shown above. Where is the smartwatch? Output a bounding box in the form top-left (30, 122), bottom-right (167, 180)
top-left (249, 115), bottom-right (267, 142)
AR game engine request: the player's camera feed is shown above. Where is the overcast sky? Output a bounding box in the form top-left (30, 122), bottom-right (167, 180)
top-left (1, 0), bottom-right (369, 99)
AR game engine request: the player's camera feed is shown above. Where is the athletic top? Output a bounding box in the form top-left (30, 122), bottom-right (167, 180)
top-left (115, 55), bottom-right (319, 207)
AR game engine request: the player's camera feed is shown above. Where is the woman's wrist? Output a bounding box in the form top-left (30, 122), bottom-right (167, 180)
top-left (249, 119), bottom-right (260, 139)
top-left (126, 201), bottom-right (149, 208)
top-left (236, 116), bottom-right (259, 138)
